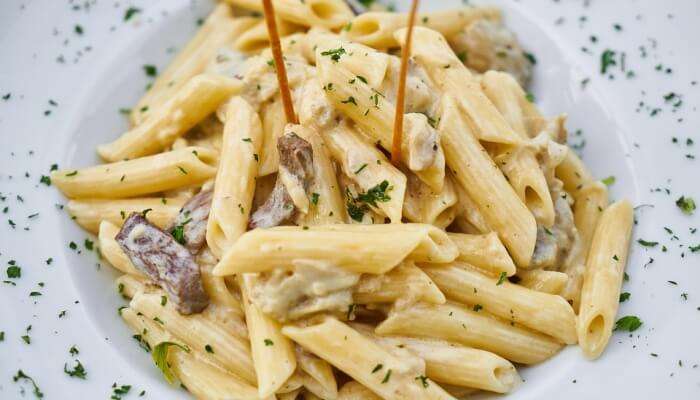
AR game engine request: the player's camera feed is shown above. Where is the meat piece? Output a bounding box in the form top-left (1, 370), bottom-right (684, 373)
top-left (530, 195), bottom-right (578, 269)
top-left (249, 132), bottom-right (314, 228)
top-left (450, 19), bottom-right (534, 88)
top-left (168, 189), bottom-right (213, 254)
top-left (116, 213), bottom-right (209, 314)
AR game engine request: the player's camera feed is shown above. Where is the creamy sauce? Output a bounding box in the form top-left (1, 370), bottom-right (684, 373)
top-left (247, 260), bottom-right (360, 322)
top-left (451, 19), bottom-right (533, 88)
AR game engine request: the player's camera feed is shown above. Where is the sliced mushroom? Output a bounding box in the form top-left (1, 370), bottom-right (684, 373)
top-left (116, 213), bottom-right (209, 314)
top-left (167, 188), bottom-right (213, 254)
top-left (249, 132), bottom-right (315, 228)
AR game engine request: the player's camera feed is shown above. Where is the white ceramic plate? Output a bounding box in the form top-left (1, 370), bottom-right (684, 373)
top-left (1, 0), bottom-right (699, 398)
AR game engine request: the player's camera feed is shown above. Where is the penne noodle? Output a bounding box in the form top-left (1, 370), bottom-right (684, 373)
top-left (234, 18), bottom-right (302, 53)
top-left (130, 4), bottom-right (254, 125)
top-left (323, 121), bottom-right (406, 223)
top-left (516, 269), bottom-right (569, 295)
top-left (100, 74), bottom-right (241, 161)
top-left (338, 381), bottom-right (383, 400)
top-left (560, 181), bottom-right (609, 309)
top-left (206, 97), bottom-right (263, 258)
top-left (403, 170), bottom-right (457, 225)
top-left (315, 41), bottom-right (445, 191)
top-left (577, 201), bottom-right (633, 359)
top-left (342, 7), bottom-right (500, 48)
top-left (53, 147), bottom-right (218, 199)
top-left (289, 124), bottom-right (347, 225)
top-left (376, 301), bottom-right (563, 364)
top-left (555, 150), bottom-right (595, 194)
top-left (297, 347), bottom-right (338, 399)
top-left (238, 275), bottom-right (297, 397)
top-left (436, 95), bottom-right (536, 267)
top-left (451, 176), bottom-right (490, 234)
top-left (259, 97), bottom-right (287, 176)
top-left (213, 224), bottom-right (458, 276)
top-left (225, 0), bottom-right (354, 29)
top-left (448, 232), bottom-right (516, 277)
top-left (67, 197), bottom-right (185, 233)
top-left (129, 291), bottom-right (257, 383)
top-left (361, 331), bottom-right (520, 394)
top-left (396, 27), bottom-right (522, 147)
top-left (121, 308), bottom-right (269, 400)
top-left (283, 317), bottom-right (456, 400)
top-left (422, 263), bottom-right (577, 344)
top-left (98, 221), bottom-right (141, 276)
top-left (353, 262), bottom-right (445, 306)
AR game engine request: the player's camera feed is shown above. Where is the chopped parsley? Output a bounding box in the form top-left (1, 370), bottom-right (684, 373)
top-left (381, 369), bottom-right (392, 383)
top-left (473, 304), bottom-right (483, 312)
top-left (205, 344), bottom-right (214, 354)
top-left (354, 163), bottom-right (368, 174)
top-left (39, 175), bottom-right (51, 186)
top-left (320, 47), bottom-right (346, 62)
top-left (341, 96), bottom-right (358, 105)
top-left (600, 49), bottom-right (617, 74)
top-left (64, 360), bottom-right (87, 379)
top-left (143, 65), bottom-right (157, 77)
top-left (264, 338), bottom-right (274, 346)
top-left (152, 342), bottom-right (190, 384)
top-left (601, 176), bottom-right (616, 186)
top-left (13, 370), bottom-right (43, 399)
top-left (371, 363), bottom-right (383, 373)
top-left (7, 263), bottom-right (21, 279)
top-left (614, 315), bottom-right (643, 332)
top-left (415, 375), bottom-right (429, 388)
top-left (619, 292), bottom-right (631, 302)
top-left (496, 271), bottom-right (507, 285)
top-left (676, 196), bottom-right (696, 215)
top-left (124, 7), bottom-right (141, 21)
top-left (310, 192), bottom-right (320, 205)
top-left (111, 383), bottom-right (132, 400)
top-left (637, 239), bottom-right (658, 247)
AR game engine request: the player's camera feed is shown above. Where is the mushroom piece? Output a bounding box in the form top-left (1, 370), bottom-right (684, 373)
top-left (116, 213), bottom-right (209, 314)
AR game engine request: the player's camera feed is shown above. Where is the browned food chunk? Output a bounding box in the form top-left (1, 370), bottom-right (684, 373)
top-left (168, 189), bottom-right (213, 254)
top-left (249, 132), bottom-right (314, 228)
top-left (116, 213), bottom-right (209, 314)
top-left (530, 195), bottom-right (577, 269)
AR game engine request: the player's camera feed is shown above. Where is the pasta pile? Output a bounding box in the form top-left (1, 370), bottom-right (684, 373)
top-left (53, 1), bottom-right (633, 399)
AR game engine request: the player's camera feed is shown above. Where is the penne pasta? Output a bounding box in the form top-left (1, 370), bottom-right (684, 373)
top-left (234, 18), bottom-right (302, 53)
top-left (342, 7), bottom-right (500, 48)
top-left (98, 221), bottom-right (141, 276)
top-left (315, 41), bottom-right (445, 191)
top-left (448, 232), bottom-right (516, 277)
top-left (403, 170), bottom-right (457, 225)
top-left (53, 147), bottom-right (218, 199)
top-left (129, 291), bottom-right (257, 383)
top-left (283, 317), bottom-right (456, 400)
top-left (422, 263), bottom-right (577, 344)
top-left (130, 4), bottom-right (254, 125)
top-left (353, 262), bottom-right (445, 306)
top-left (560, 181), bottom-right (609, 309)
top-left (259, 97), bottom-right (287, 176)
top-left (297, 346), bottom-right (338, 399)
top-left (338, 381), bottom-right (382, 400)
top-left (121, 308), bottom-right (269, 400)
top-left (323, 121), bottom-right (406, 223)
top-left (361, 331), bottom-right (520, 394)
top-left (556, 150), bottom-right (594, 194)
top-left (376, 301), bottom-right (563, 364)
top-left (67, 197), bottom-right (185, 233)
top-left (238, 275), bottom-right (297, 397)
top-left (225, 0), bottom-right (355, 29)
top-left (206, 97), bottom-right (263, 258)
top-left (100, 74), bottom-right (241, 161)
top-left (436, 95), bottom-right (536, 267)
top-left (516, 269), bottom-right (569, 295)
top-left (289, 124), bottom-right (347, 225)
top-left (213, 223), bottom-right (458, 275)
top-left (577, 201), bottom-right (633, 359)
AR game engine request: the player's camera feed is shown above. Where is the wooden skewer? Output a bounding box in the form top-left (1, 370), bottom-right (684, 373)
top-left (390, 0), bottom-right (420, 166)
top-left (261, 0), bottom-right (298, 124)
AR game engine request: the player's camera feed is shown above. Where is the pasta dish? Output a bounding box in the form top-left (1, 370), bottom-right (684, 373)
top-left (51, 1), bottom-right (633, 399)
